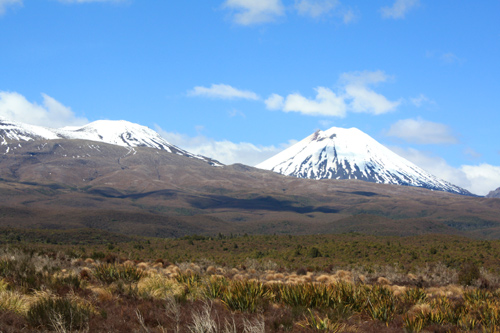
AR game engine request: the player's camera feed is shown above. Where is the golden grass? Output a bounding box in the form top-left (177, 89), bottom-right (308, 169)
top-left (89, 286), bottom-right (114, 302)
top-left (0, 290), bottom-right (31, 315)
top-left (137, 272), bottom-right (184, 300)
top-left (377, 276), bottom-right (391, 285)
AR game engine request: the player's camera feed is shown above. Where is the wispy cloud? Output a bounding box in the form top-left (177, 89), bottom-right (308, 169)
top-left (188, 84), bottom-right (259, 100)
top-left (295, 0), bottom-right (339, 18)
top-left (0, 0), bottom-right (126, 16)
top-left (410, 94), bottom-right (434, 107)
top-left (341, 8), bottom-right (355, 23)
top-left (228, 109), bottom-right (246, 118)
top-left (0, 0), bottom-right (22, 16)
top-left (0, 91), bottom-right (88, 128)
top-left (295, 0), bottom-right (356, 23)
top-left (463, 147), bottom-right (481, 160)
top-left (380, 0), bottom-right (419, 19)
top-left (223, 0), bottom-right (285, 25)
top-left (440, 52), bottom-right (464, 65)
top-left (426, 51), bottom-right (465, 65)
top-left (223, 0), bottom-right (354, 25)
top-left (57, 0), bottom-right (127, 3)
top-left (386, 118), bottom-right (458, 144)
top-left (390, 146), bottom-right (500, 196)
top-left (155, 125), bottom-right (295, 166)
top-left (266, 70), bottom-right (400, 117)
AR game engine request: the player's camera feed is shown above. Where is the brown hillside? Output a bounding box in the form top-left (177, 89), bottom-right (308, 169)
top-left (1, 139), bottom-right (499, 238)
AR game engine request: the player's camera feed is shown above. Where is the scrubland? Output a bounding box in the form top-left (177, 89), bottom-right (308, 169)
top-left (1, 230), bottom-right (500, 332)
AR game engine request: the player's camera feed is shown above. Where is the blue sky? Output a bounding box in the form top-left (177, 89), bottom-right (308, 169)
top-left (0, 0), bottom-right (499, 195)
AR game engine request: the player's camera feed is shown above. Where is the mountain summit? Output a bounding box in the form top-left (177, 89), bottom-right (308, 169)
top-left (0, 118), bottom-right (221, 166)
top-left (257, 127), bottom-right (471, 195)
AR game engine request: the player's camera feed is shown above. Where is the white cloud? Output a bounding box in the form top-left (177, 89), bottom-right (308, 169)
top-left (188, 84), bottom-right (259, 100)
top-left (155, 125), bottom-right (295, 166)
top-left (0, 0), bottom-right (22, 15)
top-left (387, 118), bottom-right (458, 144)
top-left (390, 146), bottom-right (472, 191)
top-left (341, 70), bottom-right (401, 114)
top-left (282, 87), bottom-right (347, 117)
top-left (390, 146), bottom-right (500, 196)
top-left (223, 0), bottom-right (284, 25)
top-left (0, 91), bottom-right (88, 128)
top-left (295, 0), bottom-right (339, 18)
top-left (266, 70), bottom-right (400, 117)
top-left (380, 0), bottom-right (419, 19)
top-left (264, 93), bottom-right (284, 110)
top-left (461, 164), bottom-right (500, 196)
top-left (344, 85), bottom-right (397, 114)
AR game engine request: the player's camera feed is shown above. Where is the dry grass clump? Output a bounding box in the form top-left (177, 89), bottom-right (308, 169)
top-left (377, 276), bottom-right (391, 285)
top-left (206, 265), bottom-right (217, 275)
top-left (122, 259), bottom-right (135, 266)
top-left (71, 258), bottom-right (85, 266)
top-left (334, 269), bottom-right (353, 283)
top-left (137, 272), bottom-right (185, 300)
top-left (408, 302), bottom-right (432, 316)
top-left (88, 285), bottom-right (114, 302)
top-left (0, 279), bottom-right (31, 315)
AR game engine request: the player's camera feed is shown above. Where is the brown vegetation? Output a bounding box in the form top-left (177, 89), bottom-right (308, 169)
top-left (1, 232), bottom-right (500, 331)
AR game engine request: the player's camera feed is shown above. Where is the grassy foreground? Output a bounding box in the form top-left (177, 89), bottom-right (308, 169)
top-left (1, 230), bottom-right (500, 332)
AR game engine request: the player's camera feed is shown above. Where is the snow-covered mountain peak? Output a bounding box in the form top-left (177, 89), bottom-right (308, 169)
top-left (0, 118), bottom-right (222, 166)
top-left (57, 119), bottom-right (174, 151)
top-left (0, 117), bottom-right (60, 143)
top-left (257, 126), bottom-right (472, 195)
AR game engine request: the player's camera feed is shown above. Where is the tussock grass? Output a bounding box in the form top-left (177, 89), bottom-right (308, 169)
top-left (3, 235), bottom-right (500, 331)
top-left (26, 296), bottom-right (93, 331)
top-left (137, 272), bottom-right (184, 300)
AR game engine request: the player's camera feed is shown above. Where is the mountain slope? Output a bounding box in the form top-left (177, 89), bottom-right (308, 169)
top-left (257, 127), bottom-right (471, 195)
top-left (0, 118), bottom-right (221, 166)
top-left (0, 135), bottom-right (499, 238)
top-left (487, 188), bottom-right (500, 198)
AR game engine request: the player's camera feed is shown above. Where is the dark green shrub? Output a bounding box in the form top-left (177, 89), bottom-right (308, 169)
top-left (458, 262), bottom-right (480, 286)
top-left (308, 247), bottom-right (322, 258)
top-left (90, 251), bottom-right (106, 260)
top-left (26, 297), bottom-right (91, 330)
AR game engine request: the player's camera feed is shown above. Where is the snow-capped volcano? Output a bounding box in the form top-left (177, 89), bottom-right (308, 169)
top-left (257, 127), bottom-right (471, 195)
top-left (0, 118), bottom-right (221, 166)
